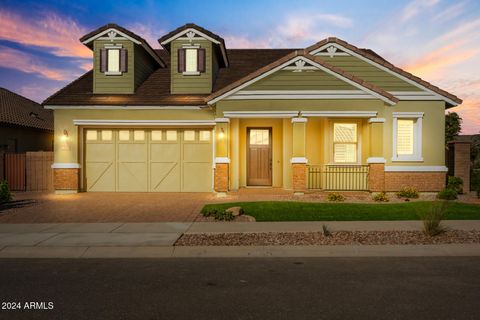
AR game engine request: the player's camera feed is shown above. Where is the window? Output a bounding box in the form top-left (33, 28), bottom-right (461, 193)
top-left (107, 49), bottom-right (120, 72)
top-left (333, 123), bottom-right (357, 163)
top-left (178, 48), bottom-right (205, 74)
top-left (249, 129), bottom-right (269, 145)
top-left (151, 130), bottom-right (162, 141)
top-left (199, 130), bottom-right (211, 141)
top-left (185, 49), bottom-right (198, 72)
top-left (134, 130), bottom-right (145, 141)
top-left (101, 130), bottom-right (112, 141)
top-left (166, 130), bottom-right (177, 141)
top-left (86, 130), bottom-right (97, 141)
top-left (119, 130), bottom-right (130, 141)
top-left (393, 113), bottom-right (423, 161)
top-left (183, 130), bottom-right (195, 141)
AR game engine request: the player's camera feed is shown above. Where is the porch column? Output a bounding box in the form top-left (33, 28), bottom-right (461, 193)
top-left (291, 117), bottom-right (308, 194)
top-left (367, 118), bottom-right (385, 192)
top-left (214, 118), bottom-right (230, 193)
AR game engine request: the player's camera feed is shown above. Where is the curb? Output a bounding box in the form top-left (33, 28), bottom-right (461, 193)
top-left (0, 244), bottom-right (479, 258)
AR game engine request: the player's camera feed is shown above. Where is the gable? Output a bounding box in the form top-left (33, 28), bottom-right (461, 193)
top-left (316, 55), bottom-right (422, 92)
top-left (207, 54), bottom-right (398, 105)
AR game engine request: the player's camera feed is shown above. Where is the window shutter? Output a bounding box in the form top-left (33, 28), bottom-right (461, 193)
top-left (198, 48), bottom-right (206, 72)
top-left (178, 49), bottom-right (185, 73)
top-left (120, 48), bottom-right (128, 72)
top-left (100, 48), bottom-right (107, 73)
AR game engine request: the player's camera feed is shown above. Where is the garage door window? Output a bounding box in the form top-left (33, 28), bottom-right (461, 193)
top-left (166, 130), bottom-right (177, 141)
top-left (101, 130), bottom-right (112, 141)
top-left (119, 130), bottom-right (130, 141)
top-left (151, 130), bottom-right (162, 141)
top-left (134, 130), bottom-right (145, 141)
top-left (86, 130), bottom-right (97, 141)
top-left (199, 130), bottom-right (211, 141)
top-left (184, 130), bottom-right (195, 141)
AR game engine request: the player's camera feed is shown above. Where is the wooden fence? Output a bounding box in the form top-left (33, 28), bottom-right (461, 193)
top-left (3, 152), bottom-right (53, 191)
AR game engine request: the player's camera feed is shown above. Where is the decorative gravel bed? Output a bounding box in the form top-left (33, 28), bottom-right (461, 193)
top-left (175, 230), bottom-right (480, 246)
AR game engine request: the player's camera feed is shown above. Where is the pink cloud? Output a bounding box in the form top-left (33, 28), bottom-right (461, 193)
top-left (0, 45), bottom-right (69, 80)
top-left (0, 9), bottom-right (91, 58)
top-left (127, 23), bottom-right (164, 49)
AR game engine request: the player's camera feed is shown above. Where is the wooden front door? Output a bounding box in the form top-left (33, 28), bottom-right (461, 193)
top-left (247, 128), bottom-right (272, 186)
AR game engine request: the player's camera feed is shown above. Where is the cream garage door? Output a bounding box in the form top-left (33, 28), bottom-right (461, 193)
top-left (84, 129), bottom-right (213, 192)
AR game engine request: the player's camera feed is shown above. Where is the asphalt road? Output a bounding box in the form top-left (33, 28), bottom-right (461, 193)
top-left (0, 257), bottom-right (479, 320)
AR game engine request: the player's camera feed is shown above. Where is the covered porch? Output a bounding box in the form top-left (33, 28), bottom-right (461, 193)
top-left (213, 110), bottom-right (386, 193)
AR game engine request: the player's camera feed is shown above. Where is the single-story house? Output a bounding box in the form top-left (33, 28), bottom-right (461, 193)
top-left (43, 23), bottom-right (462, 194)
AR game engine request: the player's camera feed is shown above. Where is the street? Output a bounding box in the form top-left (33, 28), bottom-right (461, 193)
top-left (0, 257), bottom-right (479, 319)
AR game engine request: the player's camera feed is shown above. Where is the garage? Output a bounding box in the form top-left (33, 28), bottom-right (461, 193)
top-left (84, 128), bottom-right (213, 192)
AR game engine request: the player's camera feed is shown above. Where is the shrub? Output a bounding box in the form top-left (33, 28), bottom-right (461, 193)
top-left (322, 224), bottom-right (332, 237)
top-left (422, 201), bottom-right (448, 236)
top-left (396, 186), bottom-right (419, 199)
top-left (372, 191), bottom-right (389, 202)
top-left (0, 180), bottom-right (12, 204)
top-left (446, 176), bottom-right (463, 194)
top-left (327, 192), bottom-right (345, 202)
top-left (437, 188), bottom-right (458, 200)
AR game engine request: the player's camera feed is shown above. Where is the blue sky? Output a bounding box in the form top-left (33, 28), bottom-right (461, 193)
top-left (0, 0), bottom-right (479, 132)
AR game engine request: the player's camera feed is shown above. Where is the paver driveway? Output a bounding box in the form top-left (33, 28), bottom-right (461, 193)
top-left (0, 192), bottom-right (217, 223)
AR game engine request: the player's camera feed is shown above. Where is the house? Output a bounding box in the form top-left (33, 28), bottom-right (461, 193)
top-left (43, 23), bottom-right (462, 194)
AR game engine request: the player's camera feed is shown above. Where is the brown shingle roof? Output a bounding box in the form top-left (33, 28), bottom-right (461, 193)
top-left (1, 88), bottom-right (53, 131)
top-left (80, 23), bottom-right (166, 68)
top-left (206, 50), bottom-right (398, 105)
top-left (43, 49), bottom-right (296, 106)
top-left (306, 37), bottom-right (462, 105)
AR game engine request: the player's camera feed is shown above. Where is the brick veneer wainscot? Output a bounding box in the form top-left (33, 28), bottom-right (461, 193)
top-left (53, 168), bottom-right (79, 190)
top-left (214, 163), bottom-right (229, 192)
top-left (292, 163), bottom-right (307, 192)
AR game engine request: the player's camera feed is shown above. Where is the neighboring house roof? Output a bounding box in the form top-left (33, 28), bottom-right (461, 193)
top-left (80, 23), bottom-right (166, 68)
top-left (205, 50), bottom-right (399, 105)
top-left (43, 49), bottom-right (295, 106)
top-left (454, 135), bottom-right (480, 143)
top-left (0, 88), bottom-right (53, 131)
top-left (306, 37), bottom-right (462, 105)
top-left (158, 23), bottom-right (229, 67)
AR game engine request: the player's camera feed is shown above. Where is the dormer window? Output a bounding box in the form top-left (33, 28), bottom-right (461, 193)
top-left (100, 45), bottom-right (128, 75)
top-left (178, 47), bottom-right (205, 75)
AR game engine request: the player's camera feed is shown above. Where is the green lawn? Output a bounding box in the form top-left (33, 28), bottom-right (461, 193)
top-left (201, 201), bottom-right (480, 221)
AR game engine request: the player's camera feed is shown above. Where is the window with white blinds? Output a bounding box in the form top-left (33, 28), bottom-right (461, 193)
top-left (396, 119), bottom-right (414, 155)
top-left (333, 123), bottom-right (357, 163)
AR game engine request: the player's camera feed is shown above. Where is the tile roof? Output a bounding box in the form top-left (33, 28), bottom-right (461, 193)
top-left (306, 37), bottom-right (462, 105)
top-left (1, 88), bottom-right (53, 131)
top-left (43, 49), bottom-right (296, 106)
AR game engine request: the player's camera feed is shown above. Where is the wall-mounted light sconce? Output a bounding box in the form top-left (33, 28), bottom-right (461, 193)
top-left (61, 129), bottom-right (69, 142)
top-left (218, 128), bottom-right (225, 140)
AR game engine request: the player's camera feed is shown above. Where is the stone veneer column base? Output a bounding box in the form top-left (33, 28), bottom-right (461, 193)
top-left (384, 172), bottom-right (446, 192)
top-left (368, 163), bottom-right (385, 192)
top-left (53, 168), bottom-right (79, 192)
top-left (292, 163), bottom-right (307, 193)
top-left (214, 163), bottom-right (229, 192)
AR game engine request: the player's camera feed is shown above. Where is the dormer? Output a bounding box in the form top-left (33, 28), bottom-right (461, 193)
top-left (80, 24), bottom-right (165, 94)
top-left (158, 24), bottom-right (229, 94)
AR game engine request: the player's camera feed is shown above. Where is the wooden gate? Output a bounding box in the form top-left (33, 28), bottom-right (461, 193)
top-left (3, 152), bottom-right (53, 191)
top-left (4, 153), bottom-right (26, 191)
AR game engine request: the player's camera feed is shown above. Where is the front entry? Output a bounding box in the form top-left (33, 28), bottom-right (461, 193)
top-left (247, 128), bottom-right (272, 186)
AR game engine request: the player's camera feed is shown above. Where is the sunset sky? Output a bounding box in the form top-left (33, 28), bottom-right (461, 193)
top-left (0, 0), bottom-right (478, 133)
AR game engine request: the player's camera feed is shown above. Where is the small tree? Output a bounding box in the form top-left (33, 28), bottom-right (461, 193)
top-left (445, 112), bottom-right (462, 147)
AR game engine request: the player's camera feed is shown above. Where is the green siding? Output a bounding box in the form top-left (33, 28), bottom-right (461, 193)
top-left (93, 40), bottom-right (134, 94)
top-left (247, 70), bottom-right (358, 91)
top-left (134, 44), bottom-right (157, 89)
top-left (317, 56), bottom-right (421, 91)
top-left (171, 40), bottom-right (212, 94)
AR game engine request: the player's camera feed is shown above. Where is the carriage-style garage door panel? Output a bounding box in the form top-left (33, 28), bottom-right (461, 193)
top-left (85, 129), bottom-right (212, 192)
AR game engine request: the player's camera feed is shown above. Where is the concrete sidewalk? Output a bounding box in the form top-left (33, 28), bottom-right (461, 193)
top-left (0, 221), bottom-right (479, 258)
